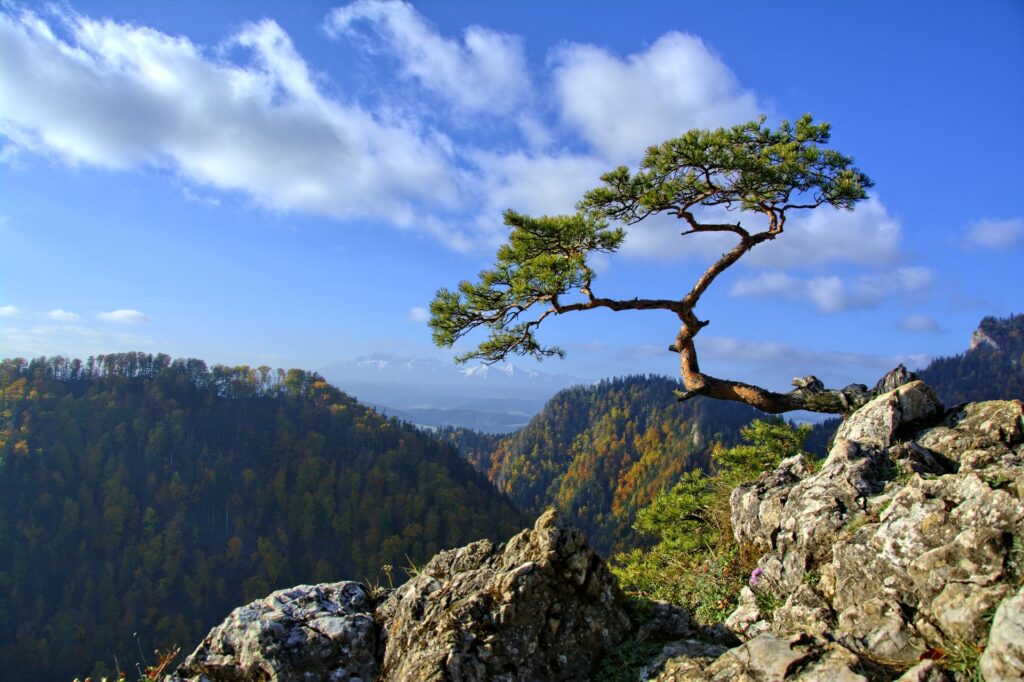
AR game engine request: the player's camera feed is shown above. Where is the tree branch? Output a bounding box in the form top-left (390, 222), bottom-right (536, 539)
top-left (673, 364), bottom-right (917, 415)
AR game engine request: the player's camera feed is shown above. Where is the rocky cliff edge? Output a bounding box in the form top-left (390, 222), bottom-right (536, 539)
top-left (169, 377), bottom-right (1024, 681)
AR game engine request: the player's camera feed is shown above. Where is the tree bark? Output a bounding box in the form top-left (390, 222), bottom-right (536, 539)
top-left (674, 351), bottom-right (916, 415)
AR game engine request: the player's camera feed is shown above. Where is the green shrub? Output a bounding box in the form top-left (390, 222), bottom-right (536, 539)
top-left (612, 419), bottom-right (810, 623)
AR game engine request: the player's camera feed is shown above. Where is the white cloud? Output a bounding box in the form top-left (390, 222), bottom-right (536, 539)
top-left (45, 308), bottom-right (80, 321)
top-left (97, 309), bottom-right (151, 324)
top-left (899, 314), bottom-right (942, 334)
top-left (0, 305), bottom-right (21, 316)
top-left (745, 198), bottom-right (902, 268)
top-left (730, 267), bottom-right (934, 313)
top-left (408, 306), bottom-right (429, 323)
top-left (480, 153), bottom-right (598, 214)
top-left (0, 9), bottom-right (457, 229)
top-left (618, 198), bottom-right (902, 270)
top-left (963, 217), bottom-right (1024, 250)
top-left (325, 0), bottom-right (531, 117)
top-left (551, 32), bottom-right (761, 162)
top-left (405, 148), bottom-right (606, 253)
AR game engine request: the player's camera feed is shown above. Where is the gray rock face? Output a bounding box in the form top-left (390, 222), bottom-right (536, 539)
top-left (981, 585), bottom-right (1024, 682)
top-left (376, 508), bottom-right (632, 681)
top-left (650, 633), bottom-right (867, 682)
top-left (719, 380), bottom-right (1024, 679)
top-left (171, 581), bottom-right (377, 682)
top-left (171, 511), bottom-right (632, 682)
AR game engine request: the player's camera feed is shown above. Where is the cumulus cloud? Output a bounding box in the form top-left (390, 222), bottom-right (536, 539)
top-left (45, 308), bottom-right (80, 321)
top-left (617, 198), bottom-right (902, 270)
top-left (408, 306), bottom-right (429, 323)
top-left (745, 198), bottom-right (902, 268)
top-left (0, 8), bottom-right (457, 229)
top-left (0, 305), bottom-right (21, 316)
top-left (464, 150), bottom-right (607, 248)
top-left (0, 4), bottom-right (920, 268)
top-left (97, 309), bottom-right (151, 324)
top-left (730, 267), bottom-right (934, 313)
top-left (326, 0), bottom-right (531, 117)
top-left (963, 217), bottom-right (1024, 250)
top-left (551, 32), bottom-right (761, 162)
top-left (899, 314), bottom-right (942, 334)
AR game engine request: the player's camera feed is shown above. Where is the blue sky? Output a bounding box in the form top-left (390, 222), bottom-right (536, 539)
top-left (1, 0), bottom-right (1022, 393)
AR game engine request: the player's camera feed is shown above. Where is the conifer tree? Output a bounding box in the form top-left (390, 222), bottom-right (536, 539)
top-left (431, 116), bottom-right (882, 414)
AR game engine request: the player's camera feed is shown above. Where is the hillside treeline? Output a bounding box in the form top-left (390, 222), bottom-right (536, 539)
top-left (442, 375), bottom-right (763, 554)
top-left (918, 314), bottom-right (1024, 405)
top-left (0, 353), bottom-right (524, 681)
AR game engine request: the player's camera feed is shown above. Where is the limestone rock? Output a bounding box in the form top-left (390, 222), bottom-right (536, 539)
top-left (635, 600), bottom-right (697, 642)
top-left (650, 633), bottom-right (866, 681)
top-left (730, 455), bottom-right (810, 554)
top-left (833, 380), bottom-right (942, 449)
top-left (980, 585), bottom-right (1024, 682)
top-left (724, 586), bottom-right (769, 640)
top-left (915, 399), bottom-right (1024, 473)
top-left (376, 508), bottom-right (632, 681)
top-left (724, 382), bottom-right (1024, 673)
top-left (771, 584), bottom-right (833, 638)
top-left (640, 639), bottom-right (729, 681)
top-left (171, 581), bottom-right (377, 682)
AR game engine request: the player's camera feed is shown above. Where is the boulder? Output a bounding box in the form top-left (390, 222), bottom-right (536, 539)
top-left (376, 508), bottom-right (633, 681)
top-left (722, 387), bottom-right (1024, 679)
top-left (893, 660), bottom-right (953, 682)
top-left (170, 581), bottom-right (377, 682)
top-left (649, 633), bottom-right (866, 681)
top-left (980, 585), bottom-right (1024, 682)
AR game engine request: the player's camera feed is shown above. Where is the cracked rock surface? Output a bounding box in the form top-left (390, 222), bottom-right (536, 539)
top-left (170, 581), bottom-right (377, 681)
top-left (714, 379), bottom-right (1024, 679)
top-left (376, 507), bottom-right (632, 681)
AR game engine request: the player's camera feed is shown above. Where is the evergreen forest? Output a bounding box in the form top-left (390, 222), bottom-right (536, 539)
top-left (918, 314), bottom-right (1024, 405)
top-left (441, 375), bottom-right (763, 554)
top-left (0, 353), bottom-right (524, 682)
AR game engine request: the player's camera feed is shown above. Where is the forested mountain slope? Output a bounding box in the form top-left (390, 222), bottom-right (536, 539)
top-left (918, 313), bottom-right (1024, 404)
top-left (0, 353), bottom-right (524, 682)
top-left (442, 375), bottom-right (763, 554)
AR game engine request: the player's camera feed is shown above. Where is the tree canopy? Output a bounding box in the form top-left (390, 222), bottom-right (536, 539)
top-left (430, 115), bottom-right (883, 414)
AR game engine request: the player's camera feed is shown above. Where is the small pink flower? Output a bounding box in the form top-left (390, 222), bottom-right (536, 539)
top-left (749, 568), bottom-right (765, 586)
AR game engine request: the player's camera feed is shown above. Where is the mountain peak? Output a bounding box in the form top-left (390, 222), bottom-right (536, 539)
top-left (970, 313), bottom-right (1024, 354)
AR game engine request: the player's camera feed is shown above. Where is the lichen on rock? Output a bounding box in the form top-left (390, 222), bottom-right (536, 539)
top-left (713, 381), bottom-right (1024, 679)
top-left (169, 581), bottom-right (378, 682)
top-left (376, 508), bottom-right (633, 681)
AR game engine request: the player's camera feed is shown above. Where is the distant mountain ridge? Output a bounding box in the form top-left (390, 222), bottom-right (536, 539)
top-left (322, 353), bottom-right (581, 391)
top-left (919, 313), bottom-right (1024, 404)
top-left (800, 313), bottom-right (1024, 458)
